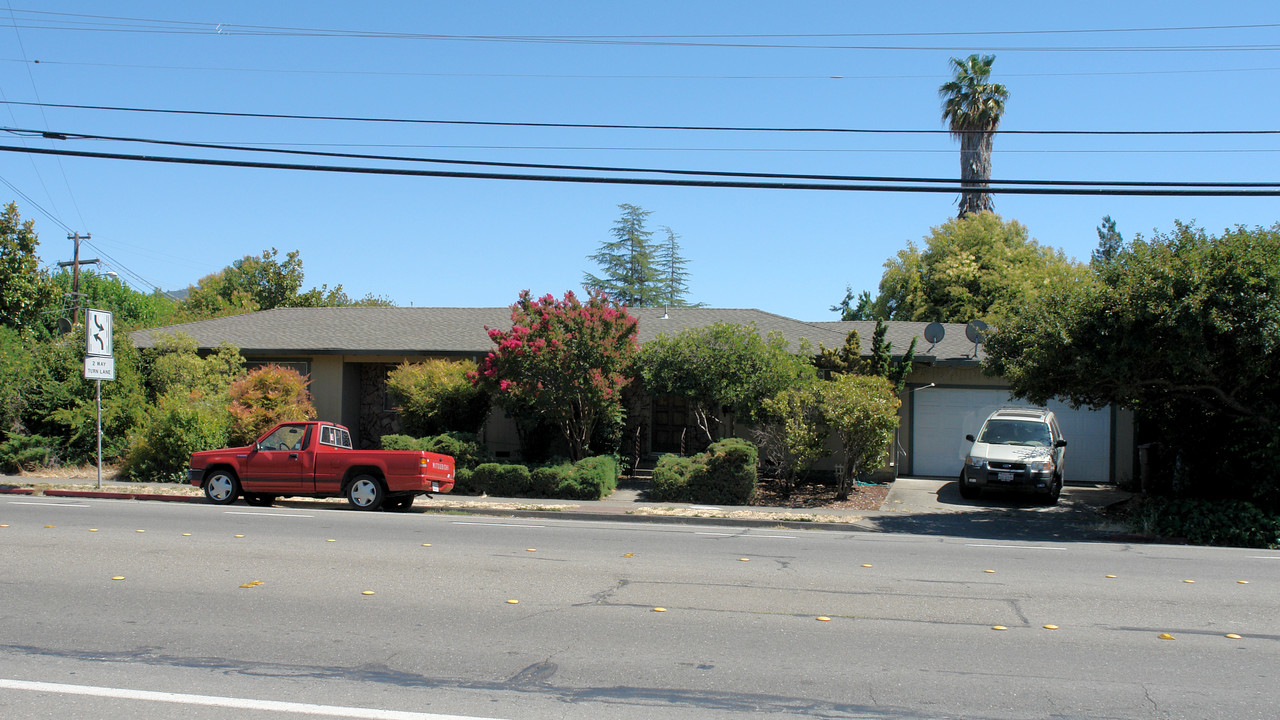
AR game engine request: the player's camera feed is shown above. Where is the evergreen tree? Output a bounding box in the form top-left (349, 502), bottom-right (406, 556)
top-left (654, 226), bottom-right (697, 308)
top-left (584, 204), bottom-right (657, 306)
top-left (1092, 215), bottom-right (1123, 266)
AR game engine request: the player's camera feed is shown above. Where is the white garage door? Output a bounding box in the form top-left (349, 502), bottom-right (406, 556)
top-left (911, 388), bottom-right (1112, 483)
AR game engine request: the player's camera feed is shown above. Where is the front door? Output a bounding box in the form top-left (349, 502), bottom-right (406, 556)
top-left (243, 424), bottom-right (314, 493)
top-left (652, 395), bottom-right (690, 454)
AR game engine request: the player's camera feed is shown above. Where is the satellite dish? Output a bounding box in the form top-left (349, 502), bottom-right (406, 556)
top-left (965, 320), bottom-right (989, 344)
top-left (923, 322), bottom-right (945, 344)
top-left (57, 317), bottom-right (73, 335)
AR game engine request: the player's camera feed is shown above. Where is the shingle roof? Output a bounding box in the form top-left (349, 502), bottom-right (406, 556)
top-left (129, 307), bottom-right (982, 364)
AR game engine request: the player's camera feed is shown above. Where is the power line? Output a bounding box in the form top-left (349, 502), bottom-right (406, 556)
top-left (7, 57), bottom-right (1280, 82)
top-left (10, 9), bottom-right (1280, 39)
top-left (5, 143), bottom-right (1280, 197)
top-left (9, 125), bottom-right (1280, 189)
top-left (4, 10), bottom-right (1279, 53)
top-left (5, 99), bottom-right (1280, 137)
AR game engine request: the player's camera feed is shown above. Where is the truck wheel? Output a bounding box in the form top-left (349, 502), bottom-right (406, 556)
top-left (204, 470), bottom-right (240, 505)
top-left (346, 475), bottom-right (385, 510)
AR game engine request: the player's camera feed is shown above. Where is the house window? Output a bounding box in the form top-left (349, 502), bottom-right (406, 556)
top-left (245, 360), bottom-right (311, 381)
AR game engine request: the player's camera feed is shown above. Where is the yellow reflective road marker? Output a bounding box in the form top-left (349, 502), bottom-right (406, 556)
top-left (506, 599), bottom-right (519, 604)
top-left (991, 626), bottom-right (1008, 631)
top-left (1043, 625), bottom-right (1059, 630)
top-left (652, 607), bottom-right (667, 612)
top-left (816, 616), bottom-right (831, 622)
top-left (1158, 633), bottom-right (1175, 640)
top-left (361, 591), bottom-right (375, 596)
top-left (111, 576), bottom-right (125, 581)
top-left (1226, 633), bottom-right (1243, 639)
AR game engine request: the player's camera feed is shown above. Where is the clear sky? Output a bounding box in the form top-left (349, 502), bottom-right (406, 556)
top-left (3, 2), bottom-right (1278, 321)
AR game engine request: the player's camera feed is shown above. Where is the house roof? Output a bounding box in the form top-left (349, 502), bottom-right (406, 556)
top-left (129, 307), bottom-right (983, 364)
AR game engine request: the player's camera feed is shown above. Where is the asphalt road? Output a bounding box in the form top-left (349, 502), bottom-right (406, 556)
top-left (1, 497), bottom-right (1276, 720)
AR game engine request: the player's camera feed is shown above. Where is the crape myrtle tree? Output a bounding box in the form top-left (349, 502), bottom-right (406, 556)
top-left (940, 54), bottom-right (1009, 218)
top-left (472, 290), bottom-right (639, 462)
top-left (984, 221), bottom-right (1280, 508)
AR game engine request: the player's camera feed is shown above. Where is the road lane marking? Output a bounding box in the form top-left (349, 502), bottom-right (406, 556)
top-left (965, 544), bottom-right (1065, 551)
top-left (1250, 556), bottom-right (1280, 560)
top-left (223, 511), bottom-right (314, 518)
top-left (452, 521), bottom-right (545, 528)
top-left (696, 532), bottom-right (796, 539)
top-left (6, 501), bottom-right (89, 508)
top-left (0, 678), bottom-right (509, 720)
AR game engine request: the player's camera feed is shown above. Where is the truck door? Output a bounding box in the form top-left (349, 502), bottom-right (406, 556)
top-left (244, 424), bottom-right (315, 493)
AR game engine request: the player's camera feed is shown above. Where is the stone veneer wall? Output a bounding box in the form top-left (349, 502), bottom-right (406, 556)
top-left (357, 363), bottom-right (402, 449)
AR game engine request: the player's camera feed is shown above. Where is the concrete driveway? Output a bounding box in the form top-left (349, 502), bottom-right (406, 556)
top-left (865, 476), bottom-right (1131, 542)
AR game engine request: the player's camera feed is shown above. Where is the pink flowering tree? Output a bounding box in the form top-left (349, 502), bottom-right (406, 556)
top-left (472, 290), bottom-right (639, 461)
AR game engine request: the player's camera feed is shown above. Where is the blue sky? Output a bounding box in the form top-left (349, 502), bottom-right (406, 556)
top-left (3, 2), bottom-right (1279, 321)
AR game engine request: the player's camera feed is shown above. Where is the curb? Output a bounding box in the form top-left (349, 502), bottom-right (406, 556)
top-left (42, 490), bottom-right (199, 503)
top-left (416, 506), bottom-right (875, 532)
top-left (0, 487), bottom-right (35, 495)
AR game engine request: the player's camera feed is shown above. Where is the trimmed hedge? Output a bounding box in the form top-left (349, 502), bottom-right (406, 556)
top-left (380, 432), bottom-right (489, 469)
top-left (650, 438), bottom-right (758, 505)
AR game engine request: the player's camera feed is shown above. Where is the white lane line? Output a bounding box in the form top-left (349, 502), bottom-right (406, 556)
top-left (6, 501), bottom-right (90, 508)
top-left (0, 678), bottom-right (507, 720)
top-left (696, 532), bottom-right (797, 539)
top-left (223, 511), bottom-right (314, 518)
top-left (965, 543), bottom-right (1065, 551)
top-left (452, 521), bottom-right (545, 528)
top-left (1251, 556), bottom-right (1280, 560)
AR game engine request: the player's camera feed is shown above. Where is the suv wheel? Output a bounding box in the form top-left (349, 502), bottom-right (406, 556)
top-left (957, 475), bottom-right (981, 500)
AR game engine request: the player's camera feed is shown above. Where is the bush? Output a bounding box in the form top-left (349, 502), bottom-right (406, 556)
top-left (566, 455), bottom-right (618, 500)
top-left (121, 393), bottom-right (231, 482)
top-left (380, 432), bottom-right (490, 469)
top-left (1132, 497), bottom-right (1280, 548)
top-left (651, 454), bottom-right (697, 502)
top-left (688, 438), bottom-right (758, 505)
top-left (227, 364), bottom-right (316, 445)
top-left (649, 439), bottom-right (759, 505)
top-left (453, 466), bottom-right (476, 494)
top-left (386, 359), bottom-right (491, 436)
top-left (530, 462), bottom-right (572, 497)
top-left (0, 431), bottom-right (58, 473)
top-left (379, 434), bottom-right (419, 451)
top-left (469, 463), bottom-right (531, 496)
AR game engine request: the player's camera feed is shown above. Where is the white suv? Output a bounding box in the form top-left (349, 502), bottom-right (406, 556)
top-left (959, 408), bottom-right (1067, 504)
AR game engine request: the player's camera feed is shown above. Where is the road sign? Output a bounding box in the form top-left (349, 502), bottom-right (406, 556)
top-left (85, 309), bottom-right (113, 358)
top-left (84, 356), bottom-right (115, 381)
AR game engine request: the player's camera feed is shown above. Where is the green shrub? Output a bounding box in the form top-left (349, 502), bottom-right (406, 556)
top-left (565, 455), bottom-right (618, 500)
top-left (530, 462), bottom-right (572, 497)
top-left (386, 359), bottom-right (491, 435)
top-left (421, 432), bottom-right (489, 469)
top-left (452, 466), bottom-right (476, 494)
top-left (470, 463), bottom-right (531, 496)
top-left (121, 393), bottom-right (230, 482)
top-left (0, 431), bottom-right (58, 473)
top-left (687, 438), bottom-right (758, 505)
top-left (1133, 497), bottom-right (1280, 549)
top-left (650, 454), bottom-right (697, 502)
top-left (379, 434), bottom-right (420, 451)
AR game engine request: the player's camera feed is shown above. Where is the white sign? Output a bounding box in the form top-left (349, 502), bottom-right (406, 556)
top-left (84, 356), bottom-right (116, 381)
top-left (85, 309), bottom-right (113, 358)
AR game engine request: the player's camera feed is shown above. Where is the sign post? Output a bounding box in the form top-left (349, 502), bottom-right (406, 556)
top-left (83, 309), bottom-right (114, 489)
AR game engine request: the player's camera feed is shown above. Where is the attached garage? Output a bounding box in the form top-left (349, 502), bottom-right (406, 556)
top-left (910, 388), bottom-right (1113, 484)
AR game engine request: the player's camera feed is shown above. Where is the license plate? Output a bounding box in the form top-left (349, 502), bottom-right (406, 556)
top-left (997, 472), bottom-right (1014, 482)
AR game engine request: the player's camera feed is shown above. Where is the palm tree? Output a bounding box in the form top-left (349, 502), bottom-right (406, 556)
top-left (940, 54), bottom-right (1008, 217)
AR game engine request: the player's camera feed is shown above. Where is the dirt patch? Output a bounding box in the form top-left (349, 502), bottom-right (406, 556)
top-left (751, 478), bottom-right (889, 512)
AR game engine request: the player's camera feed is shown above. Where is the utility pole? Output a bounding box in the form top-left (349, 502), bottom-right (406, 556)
top-left (57, 232), bottom-right (97, 328)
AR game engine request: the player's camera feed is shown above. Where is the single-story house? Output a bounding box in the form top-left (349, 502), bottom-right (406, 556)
top-left (130, 307), bottom-right (1133, 485)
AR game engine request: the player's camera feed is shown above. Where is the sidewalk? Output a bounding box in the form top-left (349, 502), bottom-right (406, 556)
top-left (1, 474), bottom-right (1131, 541)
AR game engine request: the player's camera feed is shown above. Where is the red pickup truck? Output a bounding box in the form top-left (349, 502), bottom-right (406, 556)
top-left (188, 421), bottom-right (455, 511)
